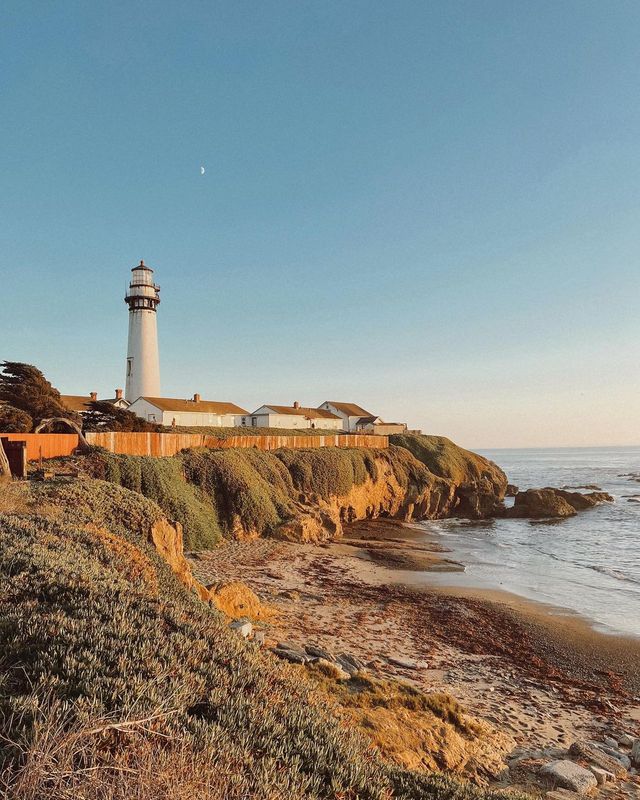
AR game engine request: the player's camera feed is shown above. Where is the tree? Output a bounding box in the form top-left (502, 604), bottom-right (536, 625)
top-left (82, 401), bottom-right (160, 432)
top-left (0, 362), bottom-right (80, 428)
top-left (0, 404), bottom-right (33, 432)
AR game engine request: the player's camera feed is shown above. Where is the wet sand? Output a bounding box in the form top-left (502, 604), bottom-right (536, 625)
top-left (187, 519), bottom-right (640, 790)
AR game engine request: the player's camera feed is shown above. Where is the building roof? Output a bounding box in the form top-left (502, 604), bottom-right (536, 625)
top-left (260, 405), bottom-right (340, 420)
top-left (138, 397), bottom-right (249, 415)
top-left (355, 416), bottom-right (380, 425)
top-left (324, 401), bottom-right (374, 417)
top-left (60, 394), bottom-right (93, 412)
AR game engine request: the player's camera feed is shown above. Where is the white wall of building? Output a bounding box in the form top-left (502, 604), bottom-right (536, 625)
top-left (249, 407), bottom-right (342, 430)
top-left (320, 403), bottom-right (361, 431)
top-left (128, 399), bottom-right (245, 427)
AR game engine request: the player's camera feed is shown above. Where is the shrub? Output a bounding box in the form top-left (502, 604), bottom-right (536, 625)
top-left (180, 448), bottom-right (296, 537)
top-left (275, 448), bottom-right (379, 499)
top-left (83, 453), bottom-right (221, 549)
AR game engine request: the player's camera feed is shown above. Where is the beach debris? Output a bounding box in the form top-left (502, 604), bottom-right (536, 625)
top-left (603, 735), bottom-right (619, 749)
top-left (229, 618), bottom-right (253, 639)
top-left (569, 740), bottom-right (627, 777)
top-left (618, 733), bottom-right (634, 748)
top-left (539, 759), bottom-right (597, 794)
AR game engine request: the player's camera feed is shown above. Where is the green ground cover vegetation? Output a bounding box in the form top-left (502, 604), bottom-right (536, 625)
top-left (0, 478), bottom-right (523, 800)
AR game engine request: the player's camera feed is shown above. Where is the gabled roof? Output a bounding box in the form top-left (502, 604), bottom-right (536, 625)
top-left (323, 401), bottom-right (373, 417)
top-left (260, 405), bottom-right (340, 420)
top-left (60, 394), bottom-right (93, 412)
top-left (355, 416), bottom-right (380, 426)
top-left (138, 397), bottom-right (249, 415)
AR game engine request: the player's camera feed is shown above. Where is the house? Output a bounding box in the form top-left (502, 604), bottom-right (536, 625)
top-left (318, 401), bottom-right (376, 432)
top-left (102, 389), bottom-right (130, 410)
top-left (127, 394), bottom-right (249, 427)
top-left (61, 390), bottom-right (130, 415)
top-left (60, 392), bottom-right (99, 414)
top-left (354, 418), bottom-right (408, 436)
top-left (248, 402), bottom-right (342, 430)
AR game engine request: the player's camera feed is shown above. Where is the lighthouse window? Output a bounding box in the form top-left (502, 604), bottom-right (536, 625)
top-left (127, 358), bottom-right (132, 376)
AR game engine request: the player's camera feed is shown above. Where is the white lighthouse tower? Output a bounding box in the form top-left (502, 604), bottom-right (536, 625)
top-left (124, 260), bottom-right (161, 402)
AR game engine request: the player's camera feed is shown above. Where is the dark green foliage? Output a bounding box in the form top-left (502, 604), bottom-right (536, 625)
top-left (0, 480), bottom-right (520, 799)
top-left (0, 362), bottom-right (78, 427)
top-left (383, 445), bottom-right (434, 490)
top-left (0, 404), bottom-right (33, 432)
top-left (181, 448), bottom-right (296, 537)
top-left (82, 400), bottom-right (161, 432)
top-left (81, 446), bottom-right (438, 543)
top-left (88, 453), bottom-right (221, 549)
top-left (275, 447), bottom-right (379, 498)
top-left (390, 434), bottom-right (507, 490)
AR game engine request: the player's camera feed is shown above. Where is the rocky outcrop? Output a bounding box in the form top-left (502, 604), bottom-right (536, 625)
top-left (390, 434), bottom-right (508, 520)
top-left (206, 580), bottom-right (271, 620)
top-left (505, 488), bottom-right (613, 519)
top-left (274, 454), bottom-right (457, 543)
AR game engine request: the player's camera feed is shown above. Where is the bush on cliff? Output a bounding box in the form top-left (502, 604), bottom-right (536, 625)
top-left (0, 480), bottom-right (520, 800)
top-left (88, 452), bottom-right (221, 549)
top-left (390, 434), bottom-right (507, 495)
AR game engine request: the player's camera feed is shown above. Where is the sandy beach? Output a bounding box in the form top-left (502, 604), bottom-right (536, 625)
top-left (188, 519), bottom-right (640, 795)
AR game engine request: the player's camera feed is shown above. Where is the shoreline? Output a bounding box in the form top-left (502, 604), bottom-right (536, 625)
top-left (188, 521), bottom-right (640, 736)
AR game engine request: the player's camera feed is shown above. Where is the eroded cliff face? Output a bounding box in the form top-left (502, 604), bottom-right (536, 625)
top-left (274, 455), bottom-right (457, 543)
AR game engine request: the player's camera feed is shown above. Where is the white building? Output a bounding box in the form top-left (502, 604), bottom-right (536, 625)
top-left (318, 401), bottom-right (376, 432)
top-left (354, 418), bottom-right (408, 435)
top-left (128, 394), bottom-right (249, 427)
top-left (125, 260), bottom-right (161, 403)
top-left (249, 402), bottom-right (342, 430)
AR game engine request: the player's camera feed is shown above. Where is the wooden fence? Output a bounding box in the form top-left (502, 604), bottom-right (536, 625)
top-left (0, 431), bottom-right (389, 461)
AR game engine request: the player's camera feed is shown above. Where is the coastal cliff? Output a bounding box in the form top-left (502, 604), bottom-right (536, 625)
top-left (84, 435), bottom-right (508, 546)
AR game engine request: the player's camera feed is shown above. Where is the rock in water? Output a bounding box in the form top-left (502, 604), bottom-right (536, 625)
top-left (505, 488), bottom-right (613, 519)
top-left (540, 760), bottom-right (598, 794)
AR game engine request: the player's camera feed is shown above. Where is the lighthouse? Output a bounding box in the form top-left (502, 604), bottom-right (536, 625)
top-left (124, 260), bottom-right (161, 402)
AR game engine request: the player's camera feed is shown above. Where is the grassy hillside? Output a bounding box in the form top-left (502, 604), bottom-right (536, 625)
top-left (0, 479), bottom-right (520, 800)
top-left (84, 446), bottom-right (437, 547)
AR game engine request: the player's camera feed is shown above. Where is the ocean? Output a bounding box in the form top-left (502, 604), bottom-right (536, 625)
top-left (417, 446), bottom-right (640, 638)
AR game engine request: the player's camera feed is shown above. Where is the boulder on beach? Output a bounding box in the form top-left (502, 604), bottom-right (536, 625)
top-left (505, 488), bottom-right (613, 519)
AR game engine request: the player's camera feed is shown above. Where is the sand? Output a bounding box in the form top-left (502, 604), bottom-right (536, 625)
top-left (188, 519), bottom-right (640, 794)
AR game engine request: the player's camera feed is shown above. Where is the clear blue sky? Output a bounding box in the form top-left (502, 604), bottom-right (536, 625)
top-left (2, 1), bottom-right (639, 447)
